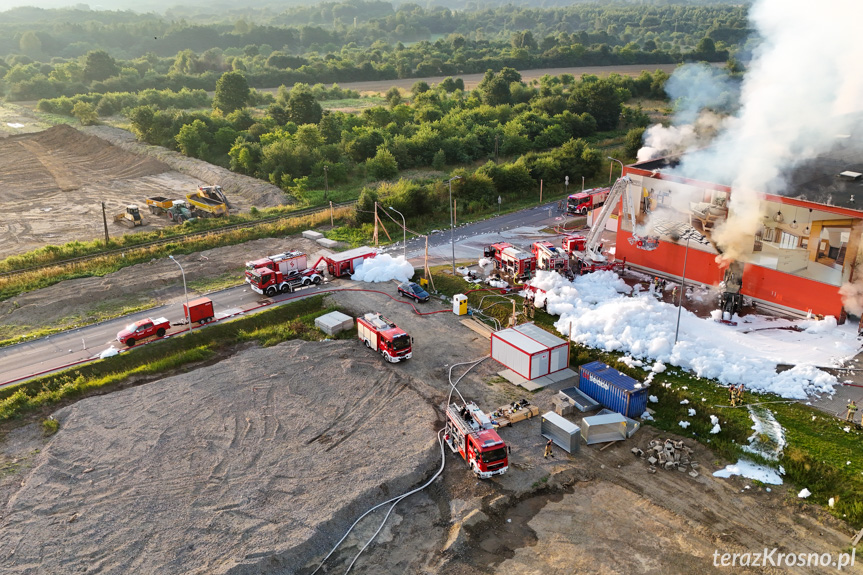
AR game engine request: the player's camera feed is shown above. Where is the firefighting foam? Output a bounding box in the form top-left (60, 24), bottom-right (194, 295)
top-left (527, 270), bottom-right (856, 399)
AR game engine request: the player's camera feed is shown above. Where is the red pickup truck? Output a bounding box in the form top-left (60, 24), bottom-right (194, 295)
top-left (116, 317), bottom-right (170, 347)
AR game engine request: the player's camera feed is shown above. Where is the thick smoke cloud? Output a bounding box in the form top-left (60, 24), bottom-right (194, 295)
top-left (639, 0), bottom-right (863, 267)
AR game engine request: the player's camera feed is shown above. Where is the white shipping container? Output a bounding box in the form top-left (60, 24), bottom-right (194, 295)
top-left (491, 323), bottom-right (570, 381)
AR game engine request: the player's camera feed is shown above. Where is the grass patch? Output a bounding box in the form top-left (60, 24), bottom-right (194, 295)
top-left (0, 295), bottom-right (352, 422)
top-left (187, 271), bottom-right (244, 294)
top-left (40, 417), bottom-right (59, 436)
top-left (0, 299), bottom-right (157, 348)
top-left (321, 97), bottom-right (386, 110)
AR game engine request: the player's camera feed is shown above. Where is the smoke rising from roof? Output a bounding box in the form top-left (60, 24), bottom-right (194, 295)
top-left (639, 0), bottom-right (863, 267)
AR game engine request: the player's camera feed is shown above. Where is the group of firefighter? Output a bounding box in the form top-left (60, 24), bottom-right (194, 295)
top-left (728, 383), bottom-right (745, 407)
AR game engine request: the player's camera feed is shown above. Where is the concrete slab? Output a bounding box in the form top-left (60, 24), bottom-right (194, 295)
top-left (315, 311), bottom-right (354, 336)
top-left (317, 238), bottom-right (342, 248)
top-left (302, 230), bottom-right (324, 240)
top-left (546, 368), bottom-right (578, 383)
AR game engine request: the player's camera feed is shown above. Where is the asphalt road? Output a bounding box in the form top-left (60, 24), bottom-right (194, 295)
top-left (0, 282), bottom-right (317, 387)
top-left (0, 202), bottom-right (572, 387)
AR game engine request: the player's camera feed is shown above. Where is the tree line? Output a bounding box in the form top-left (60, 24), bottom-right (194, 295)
top-left (122, 67), bottom-right (665, 221)
top-left (0, 2), bottom-right (738, 101)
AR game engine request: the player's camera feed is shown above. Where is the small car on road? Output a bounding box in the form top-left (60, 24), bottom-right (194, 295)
top-left (398, 281), bottom-right (430, 302)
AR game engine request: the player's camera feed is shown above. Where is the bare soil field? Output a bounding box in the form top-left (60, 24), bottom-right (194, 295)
top-left (0, 278), bottom-right (857, 574)
top-left (0, 123), bottom-right (288, 260)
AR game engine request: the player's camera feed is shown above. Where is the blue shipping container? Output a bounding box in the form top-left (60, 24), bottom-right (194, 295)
top-left (577, 361), bottom-right (649, 419)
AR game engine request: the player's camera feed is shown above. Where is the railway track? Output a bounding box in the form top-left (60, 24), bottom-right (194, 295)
top-left (0, 200), bottom-right (357, 278)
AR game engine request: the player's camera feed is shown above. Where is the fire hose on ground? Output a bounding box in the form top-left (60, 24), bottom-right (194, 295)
top-left (311, 355), bottom-right (489, 574)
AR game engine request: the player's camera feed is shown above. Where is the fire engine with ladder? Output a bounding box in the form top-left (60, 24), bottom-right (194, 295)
top-left (566, 175), bottom-right (659, 275)
top-left (445, 402), bottom-right (509, 478)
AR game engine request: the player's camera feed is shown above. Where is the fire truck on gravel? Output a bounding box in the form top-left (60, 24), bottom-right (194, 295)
top-left (356, 313), bottom-right (413, 362)
top-left (445, 402), bottom-right (509, 478)
top-left (483, 242), bottom-right (536, 282)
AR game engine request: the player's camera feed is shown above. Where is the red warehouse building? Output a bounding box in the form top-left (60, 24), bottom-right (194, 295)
top-left (614, 156), bottom-right (863, 319)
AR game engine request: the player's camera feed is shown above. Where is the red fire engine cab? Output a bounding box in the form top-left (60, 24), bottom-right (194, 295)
top-left (356, 313), bottom-right (413, 362)
top-left (532, 241), bottom-right (568, 273)
top-left (445, 402), bottom-right (509, 478)
top-left (483, 242), bottom-right (536, 282)
top-left (567, 187), bottom-right (610, 215)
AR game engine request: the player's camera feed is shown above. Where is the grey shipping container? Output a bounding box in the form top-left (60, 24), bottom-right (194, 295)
top-left (578, 361), bottom-right (649, 419)
top-left (540, 411), bottom-right (580, 454)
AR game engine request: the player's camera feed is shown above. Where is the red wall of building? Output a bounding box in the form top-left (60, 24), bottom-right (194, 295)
top-left (741, 264), bottom-right (844, 318)
top-left (616, 237), bottom-right (725, 286)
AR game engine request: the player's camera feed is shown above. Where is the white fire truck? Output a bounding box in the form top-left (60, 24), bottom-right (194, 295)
top-left (445, 402), bottom-right (509, 478)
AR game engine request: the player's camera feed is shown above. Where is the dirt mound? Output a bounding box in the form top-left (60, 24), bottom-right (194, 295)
top-left (84, 126), bottom-right (291, 211)
top-left (0, 340), bottom-right (439, 574)
top-left (2, 124), bottom-right (171, 193)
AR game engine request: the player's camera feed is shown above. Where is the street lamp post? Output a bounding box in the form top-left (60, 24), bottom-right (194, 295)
top-left (674, 237), bottom-right (690, 345)
top-left (447, 176), bottom-right (462, 276)
top-left (169, 255), bottom-right (192, 334)
top-left (323, 165), bottom-right (328, 200)
top-left (389, 206), bottom-right (406, 260)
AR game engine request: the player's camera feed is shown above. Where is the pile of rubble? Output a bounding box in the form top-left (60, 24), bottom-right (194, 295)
top-left (632, 439), bottom-right (699, 478)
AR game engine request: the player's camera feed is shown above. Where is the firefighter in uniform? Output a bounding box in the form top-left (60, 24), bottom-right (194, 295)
top-left (729, 385), bottom-right (737, 407)
top-left (544, 438), bottom-right (553, 458)
top-left (846, 400), bottom-right (858, 423)
top-left (736, 384), bottom-right (745, 406)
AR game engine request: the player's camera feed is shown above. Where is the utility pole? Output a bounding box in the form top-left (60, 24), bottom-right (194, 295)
top-left (101, 202), bottom-right (109, 246)
top-left (373, 201), bottom-right (379, 246)
top-left (494, 134), bottom-right (499, 164)
top-left (323, 165), bottom-right (329, 201)
top-left (540, 179), bottom-right (543, 204)
top-left (447, 176), bottom-right (462, 276)
top-left (329, 201), bottom-right (334, 226)
top-left (454, 199), bottom-right (457, 227)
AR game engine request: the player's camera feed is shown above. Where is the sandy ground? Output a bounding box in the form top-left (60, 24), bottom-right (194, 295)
top-left (0, 340), bottom-right (441, 574)
top-left (0, 278), bottom-right (858, 574)
top-left (0, 123), bottom-right (288, 260)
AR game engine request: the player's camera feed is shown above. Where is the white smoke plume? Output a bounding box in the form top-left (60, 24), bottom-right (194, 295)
top-left (637, 63), bottom-right (739, 162)
top-left (640, 0), bottom-right (863, 269)
top-left (680, 0), bottom-right (863, 264)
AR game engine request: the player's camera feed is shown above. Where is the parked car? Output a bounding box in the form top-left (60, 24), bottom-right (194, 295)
top-left (398, 281), bottom-right (430, 302)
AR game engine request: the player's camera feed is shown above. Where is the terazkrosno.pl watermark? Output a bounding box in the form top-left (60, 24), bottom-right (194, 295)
top-left (713, 548), bottom-right (855, 570)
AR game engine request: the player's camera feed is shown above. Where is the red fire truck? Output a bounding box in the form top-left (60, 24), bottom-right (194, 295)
top-left (445, 402), bottom-right (509, 478)
top-left (561, 234), bottom-right (587, 255)
top-left (356, 313), bottom-right (413, 362)
top-left (532, 241), bottom-right (568, 273)
top-left (248, 267), bottom-right (305, 297)
top-left (567, 187), bottom-right (610, 215)
top-left (483, 242), bottom-right (536, 282)
top-left (245, 251), bottom-right (322, 285)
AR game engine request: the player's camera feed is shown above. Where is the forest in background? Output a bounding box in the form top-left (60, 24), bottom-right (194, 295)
top-left (0, 2), bottom-right (744, 100)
